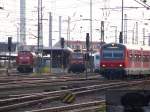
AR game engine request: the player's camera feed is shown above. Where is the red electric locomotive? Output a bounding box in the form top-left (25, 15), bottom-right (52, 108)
top-left (68, 51), bottom-right (85, 73)
top-left (16, 51), bottom-right (36, 73)
top-left (100, 43), bottom-right (150, 79)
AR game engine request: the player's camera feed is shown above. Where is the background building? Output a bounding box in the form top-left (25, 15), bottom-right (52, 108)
top-left (53, 40), bottom-right (105, 53)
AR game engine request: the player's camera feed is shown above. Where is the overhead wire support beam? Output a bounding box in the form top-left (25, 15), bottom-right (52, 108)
top-left (99, 6), bottom-right (147, 10)
top-left (134, 0), bottom-right (150, 9)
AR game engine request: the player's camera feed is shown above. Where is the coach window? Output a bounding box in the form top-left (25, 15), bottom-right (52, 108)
top-left (96, 55), bottom-right (100, 60)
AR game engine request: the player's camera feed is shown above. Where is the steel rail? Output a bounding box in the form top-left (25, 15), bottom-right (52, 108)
top-left (31, 100), bottom-right (105, 112)
top-left (0, 80), bottom-right (141, 112)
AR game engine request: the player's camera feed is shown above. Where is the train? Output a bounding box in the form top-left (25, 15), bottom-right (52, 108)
top-left (68, 51), bottom-right (85, 73)
top-left (100, 43), bottom-right (150, 79)
top-left (16, 51), bottom-right (36, 73)
top-left (91, 52), bottom-right (100, 73)
top-left (67, 51), bottom-right (100, 73)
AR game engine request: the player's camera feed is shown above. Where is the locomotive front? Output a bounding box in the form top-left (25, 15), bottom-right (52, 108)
top-left (16, 51), bottom-right (34, 73)
top-left (100, 43), bottom-right (126, 79)
top-left (68, 52), bottom-right (85, 73)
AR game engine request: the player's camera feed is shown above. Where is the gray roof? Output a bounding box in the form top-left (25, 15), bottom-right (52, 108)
top-left (0, 42), bottom-right (17, 52)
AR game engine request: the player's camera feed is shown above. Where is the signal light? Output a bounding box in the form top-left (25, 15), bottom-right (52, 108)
top-left (111, 43), bottom-right (115, 46)
top-left (102, 64), bottom-right (106, 67)
top-left (119, 64), bottom-right (123, 67)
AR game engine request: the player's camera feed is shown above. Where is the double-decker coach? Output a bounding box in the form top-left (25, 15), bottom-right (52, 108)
top-left (100, 43), bottom-right (150, 79)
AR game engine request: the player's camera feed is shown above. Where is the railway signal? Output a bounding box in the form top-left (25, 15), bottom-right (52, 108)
top-left (60, 37), bottom-right (65, 48)
top-left (60, 37), bottom-right (65, 72)
top-left (8, 37), bottom-right (12, 52)
top-left (7, 37), bottom-right (12, 76)
top-left (86, 33), bottom-right (90, 51)
top-left (119, 32), bottom-right (123, 43)
top-left (84, 53), bottom-right (90, 61)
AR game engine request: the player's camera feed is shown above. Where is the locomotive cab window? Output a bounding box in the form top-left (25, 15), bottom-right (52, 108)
top-left (96, 55), bottom-right (100, 60)
top-left (102, 50), bottom-right (124, 59)
top-left (101, 44), bottom-right (125, 60)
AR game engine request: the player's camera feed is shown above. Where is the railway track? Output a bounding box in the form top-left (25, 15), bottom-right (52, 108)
top-left (31, 100), bottom-right (105, 112)
top-left (0, 79), bottom-right (146, 112)
top-left (0, 78), bottom-right (119, 99)
top-left (0, 70), bottom-right (101, 83)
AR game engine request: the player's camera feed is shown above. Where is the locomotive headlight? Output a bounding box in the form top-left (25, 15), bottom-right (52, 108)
top-left (119, 64), bottom-right (123, 67)
top-left (19, 57), bottom-right (23, 59)
top-left (102, 64), bottom-right (106, 67)
top-left (26, 57), bottom-right (30, 59)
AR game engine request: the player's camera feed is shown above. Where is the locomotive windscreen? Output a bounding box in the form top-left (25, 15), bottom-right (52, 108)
top-left (18, 51), bottom-right (32, 55)
top-left (72, 52), bottom-right (83, 59)
top-left (102, 44), bottom-right (125, 60)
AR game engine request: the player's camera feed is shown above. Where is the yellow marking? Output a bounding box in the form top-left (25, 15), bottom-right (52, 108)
top-left (67, 94), bottom-right (75, 103)
top-left (62, 93), bottom-right (72, 103)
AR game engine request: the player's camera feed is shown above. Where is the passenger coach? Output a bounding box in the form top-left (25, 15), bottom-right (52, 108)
top-left (100, 43), bottom-right (150, 79)
top-left (91, 52), bottom-right (100, 73)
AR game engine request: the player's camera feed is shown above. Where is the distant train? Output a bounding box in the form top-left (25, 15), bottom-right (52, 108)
top-left (68, 51), bottom-right (85, 73)
top-left (16, 51), bottom-right (36, 73)
top-left (92, 52), bottom-right (100, 73)
top-left (100, 43), bottom-right (150, 79)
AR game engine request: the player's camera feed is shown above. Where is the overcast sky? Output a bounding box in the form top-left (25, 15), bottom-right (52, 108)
top-left (0, 0), bottom-right (150, 46)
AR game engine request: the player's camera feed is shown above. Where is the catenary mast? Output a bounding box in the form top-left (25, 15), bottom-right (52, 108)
top-left (20, 0), bottom-right (26, 50)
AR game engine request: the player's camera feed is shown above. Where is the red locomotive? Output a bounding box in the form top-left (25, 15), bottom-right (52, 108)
top-left (100, 43), bottom-right (150, 79)
top-left (68, 51), bottom-right (85, 73)
top-left (16, 51), bottom-right (36, 73)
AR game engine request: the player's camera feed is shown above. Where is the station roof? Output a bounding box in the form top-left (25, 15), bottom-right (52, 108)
top-left (0, 42), bottom-right (17, 52)
top-left (43, 47), bottom-right (73, 56)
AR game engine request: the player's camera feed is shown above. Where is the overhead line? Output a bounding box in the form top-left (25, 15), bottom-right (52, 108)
top-left (99, 6), bottom-right (146, 9)
top-left (139, 0), bottom-right (150, 7)
top-left (133, 0), bottom-right (150, 9)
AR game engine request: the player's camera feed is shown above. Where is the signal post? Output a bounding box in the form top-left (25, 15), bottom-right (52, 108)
top-left (85, 33), bottom-right (90, 79)
top-left (7, 37), bottom-right (12, 76)
top-left (60, 37), bottom-right (65, 73)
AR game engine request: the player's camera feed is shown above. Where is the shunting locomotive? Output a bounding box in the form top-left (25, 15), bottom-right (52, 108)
top-left (16, 51), bottom-right (36, 73)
